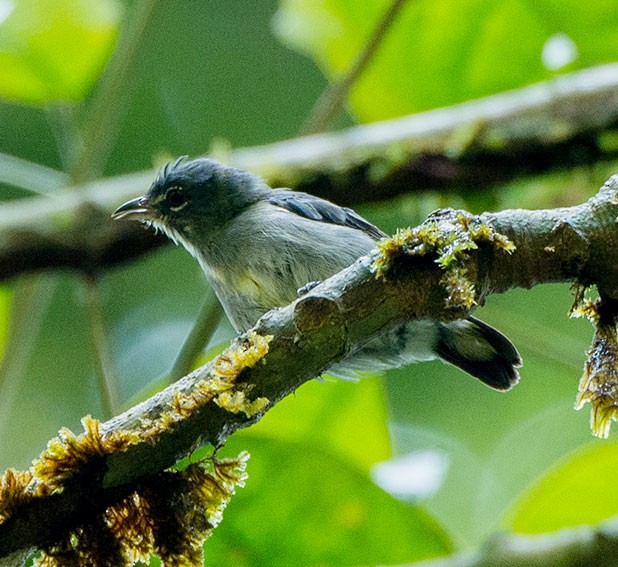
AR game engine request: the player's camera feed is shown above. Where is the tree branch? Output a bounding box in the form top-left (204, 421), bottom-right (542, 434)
top-left (405, 519), bottom-right (618, 567)
top-left (2, 63), bottom-right (618, 281)
top-left (1, 177), bottom-right (618, 558)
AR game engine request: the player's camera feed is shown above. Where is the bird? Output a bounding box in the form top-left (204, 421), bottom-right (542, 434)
top-left (112, 157), bottom-right (521, 390)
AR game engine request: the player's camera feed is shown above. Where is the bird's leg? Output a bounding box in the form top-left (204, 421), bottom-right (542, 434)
top-left (297, 281), bottom-right (322, 296)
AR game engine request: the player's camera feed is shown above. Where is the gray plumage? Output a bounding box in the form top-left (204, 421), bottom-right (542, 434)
top-left (113, 157), bottom-right (521, 390)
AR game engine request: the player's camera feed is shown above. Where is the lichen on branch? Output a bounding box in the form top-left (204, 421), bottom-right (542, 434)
top-left (3, 176), bottom-right (618, 561)
top-left (571, 289), bottom-right (618, 438)
top-left (34, 453), bottom-right (249, 567)
top-left (373, 209), bottom-right (515, 308)
top-left (0, 330), bottom-right (272, 564)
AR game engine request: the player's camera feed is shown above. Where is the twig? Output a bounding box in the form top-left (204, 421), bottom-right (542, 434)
top-left (83, 274), bottom-right (120, 418)
top-left (69, 0), bottom-right (158, 183)
top-left (300, 0), bottom-right (410, 134)
top-left (169, 293), bottom-right (224, 383)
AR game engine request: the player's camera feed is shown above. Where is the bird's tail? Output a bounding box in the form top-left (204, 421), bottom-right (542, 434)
top-left (434, 317), bottom-right (521, 390)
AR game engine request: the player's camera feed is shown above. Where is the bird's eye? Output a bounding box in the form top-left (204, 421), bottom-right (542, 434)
top-left (165, 187), bottom-right (187, 210)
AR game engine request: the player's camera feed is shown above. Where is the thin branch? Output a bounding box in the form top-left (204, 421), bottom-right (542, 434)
top-left (169, 293), bottom-right (224, 383)
top-left (300, 0), bottom-right (410, 134)
top-left (83, 274), bottom-right (121, 418)
top-left (1, 177), bottom-right (618, 557)
top-left (1, 63), bottom-right (618, 281)
top-left (69, 0), bottom-right (158, 183)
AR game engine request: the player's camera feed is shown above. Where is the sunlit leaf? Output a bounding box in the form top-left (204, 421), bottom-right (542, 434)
top-left (248, 376), bottom-right (391, 472)
top-left (506, 440), bottom-right (618, 533)
top-left (0, 0), bottom-right (122, 104)
top-left (205, 437), bottom-right (452, 566)
top-left (274, 0), bottom-right (618, 120)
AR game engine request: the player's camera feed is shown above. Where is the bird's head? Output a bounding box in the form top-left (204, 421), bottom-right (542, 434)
top-left (112, 157), bottom-right (267, 249)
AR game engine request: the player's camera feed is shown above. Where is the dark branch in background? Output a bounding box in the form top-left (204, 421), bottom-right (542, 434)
top-left (1, 178), bottom-right (618, 557)
top-left (1, 63), bottom-right (618, 282)
top-left (0, 203), bottom-right (167, 280)
top-left (408, 520), bottom-right (618, 567)
top-left (300, 0), bottom-right (410, 134)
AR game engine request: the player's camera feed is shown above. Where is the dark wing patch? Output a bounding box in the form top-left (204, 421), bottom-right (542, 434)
top-left (269, 192), bottom-right (386, 241)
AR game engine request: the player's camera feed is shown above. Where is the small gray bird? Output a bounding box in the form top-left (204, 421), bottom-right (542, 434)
top-left (113, 157), bottom-right (521, 390)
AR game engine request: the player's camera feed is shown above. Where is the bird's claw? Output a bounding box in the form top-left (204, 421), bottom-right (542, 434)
top-left (297, 281), bottom-right (321, 296)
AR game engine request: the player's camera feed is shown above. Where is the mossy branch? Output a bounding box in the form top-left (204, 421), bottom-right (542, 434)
top-left (2, 63), bottom-right (618, 281)
top-left (2, 177), bottom-right (618, 561)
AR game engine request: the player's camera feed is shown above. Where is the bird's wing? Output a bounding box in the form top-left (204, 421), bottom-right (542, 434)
top-left (269, 191), bottom-right (387, 241)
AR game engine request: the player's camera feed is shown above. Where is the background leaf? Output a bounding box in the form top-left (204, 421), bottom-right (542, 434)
top-left (204, 437), bottom-right (452, 567)
top-left (357, 171), bottom-right (607, 548)
top-left (0, 0), bottom-right (121, 104)
top-left (275, 0), bottom-right (618, 120)
top-left (506, 440), bottom-right (618, 534)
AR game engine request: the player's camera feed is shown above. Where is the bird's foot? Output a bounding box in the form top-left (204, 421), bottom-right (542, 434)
top-left (297, 281), bottom-right (322, 296)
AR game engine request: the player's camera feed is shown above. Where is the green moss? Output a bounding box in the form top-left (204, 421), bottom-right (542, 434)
top-left (34, 453), bottom-right (249, 566)
top-left (0, 331), bottom-right (271, 563)
top-left (373, 210), bottom-right (515, 309)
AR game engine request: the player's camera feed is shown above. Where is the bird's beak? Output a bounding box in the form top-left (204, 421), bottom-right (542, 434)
top-left (111, 196), bottom-right (157, 221)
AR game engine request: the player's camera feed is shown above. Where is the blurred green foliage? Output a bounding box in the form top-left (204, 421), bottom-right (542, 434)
top-left (0, 0), bottom-right (121, 103)
top-left (507, 439), bottom-right (618, 534)
top-left (204, 435), bottom-right (450, 565)
top-left (276, 0), bottom-right (618, 120)
top-left (1, 1), bottom-right (618, 565)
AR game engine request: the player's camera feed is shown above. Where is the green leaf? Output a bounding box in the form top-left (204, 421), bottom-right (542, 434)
top-left (274, 0), bottom-right (618, 120)
top-left (247, 375), bottom-right (392, 472)
top-left (0, 0), bottom-right (122, 104)
top-left (506, 440), bottom-right (618, 533)
top-left (205, 437), bottom-right (452, 566)
top-left (382, 282), bottom-right (594, 547)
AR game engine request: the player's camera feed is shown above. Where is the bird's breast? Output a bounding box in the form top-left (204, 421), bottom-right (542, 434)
top-left (203, 261), bottom-right (291, 314)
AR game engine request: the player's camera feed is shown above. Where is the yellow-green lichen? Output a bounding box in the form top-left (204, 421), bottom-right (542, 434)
top-left (34, 452), bottom-right (249, 567)
top-left (213, 331), bottom-right (272, 378)
top-left (33, 415), bottom-right (139, 490)
top-left (571, 289), bottom-right (618, 438)
top-left (169, 331), bottom-right (272, 420)
top-left (0, 469), bottom-right (36, 524)
top-left (0, 417), bottom-right (140, 534)
top-left (569, 284), bottom-right (601, 324)
top-left (574, 319), bottom-right (618, 438)
top-left (213, 388), bottom-right (270, 416)
top-left (0, 332), bottom-right (271, 563)
top-left (373, 211), bottom-right (515, 309)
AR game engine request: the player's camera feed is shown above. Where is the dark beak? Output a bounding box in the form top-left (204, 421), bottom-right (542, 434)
top-left (112, 196), bottom-right (157, 221)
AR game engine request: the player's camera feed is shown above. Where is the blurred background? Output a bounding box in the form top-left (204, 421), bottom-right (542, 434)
top-left (1, 0), bottom-right (618, 565)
